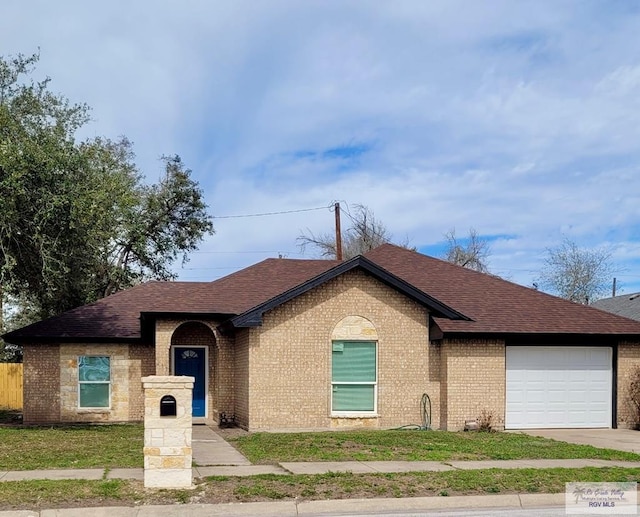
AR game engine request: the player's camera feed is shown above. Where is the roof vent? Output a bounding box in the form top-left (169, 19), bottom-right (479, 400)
top-left (630, 294), bottom-right (640, 301)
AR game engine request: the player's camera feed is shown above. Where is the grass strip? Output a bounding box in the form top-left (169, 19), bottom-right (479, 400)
top-left (0, 425), bottom-right (143, 470)
top-left (231, 430), bottom-right (640, 463)
top-left (0, 479), bottom-right (136, 509)
top-left (1, 467), bottom-right (638, 510)
top-left (206, 467), bottom-right (640, 501)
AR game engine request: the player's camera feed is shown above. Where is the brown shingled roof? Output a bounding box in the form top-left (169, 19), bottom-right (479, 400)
top-left (5, 244), bottom-right (640, 342)
top-left (364, 244), bottom-right (640, 335)
top-left (4, 258), bottom-right (338, 341)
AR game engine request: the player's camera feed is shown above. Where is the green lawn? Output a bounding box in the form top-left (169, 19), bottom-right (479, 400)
top-left (230, 429), bottom-right (640, 463)
top-left (0, 424), bottom-right (639, 510)
top-left (0, 424), bottom-right (143, 470)
top-left (1, 425), bottom-right (639, 472)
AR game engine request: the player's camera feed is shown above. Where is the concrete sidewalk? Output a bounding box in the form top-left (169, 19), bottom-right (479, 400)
top-left (0, 493), bottom-right (569, 517)
top-left (1, 457), bottom-right (639, 482)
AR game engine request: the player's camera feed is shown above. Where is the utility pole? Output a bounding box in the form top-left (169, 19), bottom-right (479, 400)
top-left (612, 277), bottom-right (617, 297)
top-left (334, 202), bottom-right (343, 261)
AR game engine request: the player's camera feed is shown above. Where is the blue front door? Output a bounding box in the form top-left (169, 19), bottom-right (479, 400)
top-left (174, 347), bottom-right (206, 417)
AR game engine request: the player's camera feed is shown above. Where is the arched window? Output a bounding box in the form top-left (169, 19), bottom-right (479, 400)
top-left (330, 316), bottom-right (378, 415)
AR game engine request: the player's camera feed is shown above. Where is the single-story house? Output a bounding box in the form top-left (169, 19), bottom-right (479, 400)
top-left (5, 244), bottom-right (640, 431)
top-left (592, 293), bottom-right (640, 322)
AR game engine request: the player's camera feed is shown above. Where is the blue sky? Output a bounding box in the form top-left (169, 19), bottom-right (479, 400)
top-left (2, 1), bottom-right (640, 295)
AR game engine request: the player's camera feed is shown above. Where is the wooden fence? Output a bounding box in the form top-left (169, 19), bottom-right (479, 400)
top-left (0, 363), bottom-right (23, 409)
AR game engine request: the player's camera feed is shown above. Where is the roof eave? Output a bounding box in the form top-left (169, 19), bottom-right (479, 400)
top-left (439, 330), bottom-right (640, 343)
top-left (2, 335), bottom-right (145, 345)
top-left (139, 311), bottom-right (237, 320)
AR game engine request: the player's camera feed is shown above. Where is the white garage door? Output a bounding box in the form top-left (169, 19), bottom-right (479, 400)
top-left (506, 346), bottom-right (612, 429)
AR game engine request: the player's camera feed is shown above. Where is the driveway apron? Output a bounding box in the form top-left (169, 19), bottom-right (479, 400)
top-left (517, 428), bottom-right (640, 453)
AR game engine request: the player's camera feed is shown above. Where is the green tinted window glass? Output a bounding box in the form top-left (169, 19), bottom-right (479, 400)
top-left (79, 383), bottom-right (109, 408)
top-left (78, 356), bottom-right (110, 408)
top-left (332, 384), bottom-right (375, 411)
top-left (79, 356), bottom-right (110, 382)
top-left (332, 341), bottom-right (376, 382)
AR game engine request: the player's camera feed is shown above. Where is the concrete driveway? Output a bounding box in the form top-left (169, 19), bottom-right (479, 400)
top-left (518, 429), bottom-right (640, 453)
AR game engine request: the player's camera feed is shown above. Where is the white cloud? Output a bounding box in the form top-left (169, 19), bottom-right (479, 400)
top-left (3, 0), bottom-right (640, 292)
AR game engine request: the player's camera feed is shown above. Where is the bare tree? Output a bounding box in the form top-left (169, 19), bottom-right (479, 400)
top-left (536, 238), bottom-right (616, 304)
top-left (443, 228), bottom-right (491, 273)
top-left (298, 204), bottom-right (395, 259)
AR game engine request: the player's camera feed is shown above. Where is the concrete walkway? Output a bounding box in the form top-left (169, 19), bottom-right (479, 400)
top-left (191, 425), bottom-right (251, 466)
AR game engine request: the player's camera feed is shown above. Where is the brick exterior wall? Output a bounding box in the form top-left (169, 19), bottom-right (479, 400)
top-left (21, 285), bottom-right (640, 430)
top-left (440, 338), bottom-right (506, 431)
top-left (155, 319), bottom-right (186, 375)
top-left (128, 344), bottom-right (155, 420)
top-left (617, 341), bottom-right (640, 429)
top-left (215, 331), bottom-right (236, 422)
top-left (233, 328), bottom-right (250, 428)
top-left (23, 344), bottom-right (60, 424)
top-left (246, 270), bottom-right (435, 431)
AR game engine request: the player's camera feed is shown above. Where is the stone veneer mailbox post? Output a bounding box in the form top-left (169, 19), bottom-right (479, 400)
top-left (142, 375), bottom-right (194, 489)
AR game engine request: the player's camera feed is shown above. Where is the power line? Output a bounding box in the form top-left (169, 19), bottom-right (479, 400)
top-left (180, 266), bottom-right (242, 271)
top-left (191, 250), bottom-right (303, 255)
top-left (213, 205), bottom-right (329, 219)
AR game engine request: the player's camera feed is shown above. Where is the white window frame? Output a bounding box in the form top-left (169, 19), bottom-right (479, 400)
top-left (330, 340), bottom-right (378, 416)
top-left (77, 355), bottom-right (111, 409)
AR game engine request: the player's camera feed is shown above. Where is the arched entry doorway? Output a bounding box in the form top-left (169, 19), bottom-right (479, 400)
top-left (171, 322), bottom-right (215, 418)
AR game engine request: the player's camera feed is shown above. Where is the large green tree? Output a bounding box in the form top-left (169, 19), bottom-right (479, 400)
top-left (0, 52), bottom-right (214, 326)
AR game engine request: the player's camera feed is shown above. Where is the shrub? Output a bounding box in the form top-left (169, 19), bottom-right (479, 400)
top-left (477, 409), bottom-right (495, 432)
top-left (628, 367), bottom-right (640, 429)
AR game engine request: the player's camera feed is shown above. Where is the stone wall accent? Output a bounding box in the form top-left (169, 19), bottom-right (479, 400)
top-left (246, 270), bottom-right (434, 431)
top-left (617, 341), bottom-right (640, 429)
top-left (440, 338), bottom-right (506, 431)
top-left (142, 375), bottom-right (193, 489)
top-left (23, 344), bottom-right (60, 424)
top-left (24, 343), bottom-right (153, 424)
top-left (59, 344), bottom-right (132, 423)
top-left (331, 316), bottom-right (379, 340)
